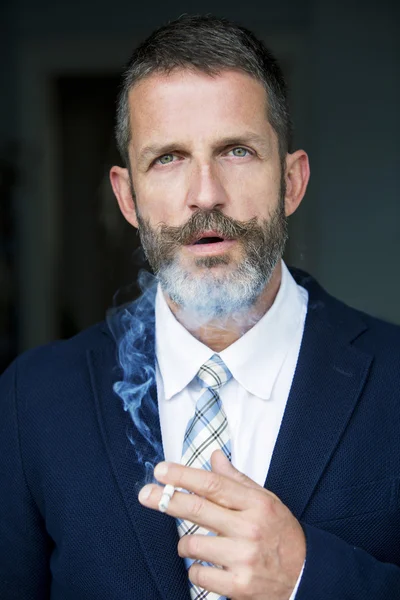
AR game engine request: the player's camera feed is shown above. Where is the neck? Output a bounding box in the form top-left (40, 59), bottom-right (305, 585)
top-left (164, 262), bottom-right (282, 352)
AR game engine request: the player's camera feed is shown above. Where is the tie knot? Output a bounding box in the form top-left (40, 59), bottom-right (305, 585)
top-left (196, 354), bottom-right (232, 390)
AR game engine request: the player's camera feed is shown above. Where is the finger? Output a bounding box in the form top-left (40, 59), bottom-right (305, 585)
top-left (211, 450), bottom-right (262, 490)
top-left (153, 461), bottom-right (262, 510)
top-left (188, 563), bottom-right (234, 598)
top-left (211, 452), bottom-right (283, 504)
top-left (178, 533), bottom-right (252, 569)
top-left (138, 484), bottom-right (242, 537)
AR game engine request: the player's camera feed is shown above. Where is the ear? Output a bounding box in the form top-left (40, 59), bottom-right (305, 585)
top-left (109, 165), bottom-right (138, 228)
top-left (283, 150), bottom-right (310, 217)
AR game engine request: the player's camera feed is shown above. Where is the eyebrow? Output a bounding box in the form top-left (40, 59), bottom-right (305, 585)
top-left (136, 132), bottom-right (270, 169)
top-left (137, 143), bottom-right (183, 169)
top-left (214, 133), bottom-right (270, 151)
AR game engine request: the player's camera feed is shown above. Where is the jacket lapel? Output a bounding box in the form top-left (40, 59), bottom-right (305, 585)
top-left (88, 329), bottom-right (191, 600)
top-left (265, 273), bottom-right (373, 519)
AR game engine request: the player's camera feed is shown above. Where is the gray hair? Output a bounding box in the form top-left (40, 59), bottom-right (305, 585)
top-left (115, 14), bottom-right (292, 168)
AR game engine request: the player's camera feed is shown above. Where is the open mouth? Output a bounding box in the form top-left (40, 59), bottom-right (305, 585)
top-left (193, 236), bottom-right (225, 245)
top-left (184, 232), bottom-right (236, 256)
top-left (188, 231), bottom-right (228, 245)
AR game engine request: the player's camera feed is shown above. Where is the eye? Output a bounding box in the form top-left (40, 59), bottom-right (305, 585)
top-left (155, 154), bottom-right (176, 165)
top-left (228, 147), bottom-right (251, 158)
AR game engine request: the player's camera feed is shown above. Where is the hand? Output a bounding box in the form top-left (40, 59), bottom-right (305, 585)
top-left (138, 450), bottom-right (306, 600)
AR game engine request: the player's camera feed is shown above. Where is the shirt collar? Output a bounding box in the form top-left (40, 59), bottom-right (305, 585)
top-left (219, 262), bottom-right (307, 399)
top-left (155, 288), bottom-right (213, 400)
top-left (155, 261), bottom-right (308, 401)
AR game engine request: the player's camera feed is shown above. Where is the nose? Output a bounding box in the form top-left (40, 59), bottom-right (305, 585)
top-left (186, 162), bottom-right (228, 212)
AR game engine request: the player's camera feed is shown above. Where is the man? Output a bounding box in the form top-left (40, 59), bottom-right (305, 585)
top-left (1, 14), bottom-right (399, 600)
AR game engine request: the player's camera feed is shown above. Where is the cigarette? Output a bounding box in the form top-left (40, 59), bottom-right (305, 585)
top-left (158, 484), bottom-right (175, 513)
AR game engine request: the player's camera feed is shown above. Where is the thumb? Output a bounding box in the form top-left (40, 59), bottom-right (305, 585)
top-left (210, 449), bottom-right (261, 490)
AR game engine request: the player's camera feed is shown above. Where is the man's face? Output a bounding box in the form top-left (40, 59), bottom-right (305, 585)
top-left (114, 69), bottom-right (300, 318)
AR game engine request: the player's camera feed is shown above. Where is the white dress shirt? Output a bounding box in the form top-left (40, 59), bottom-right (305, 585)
top-left (155, 261), bottom-right (308, 598)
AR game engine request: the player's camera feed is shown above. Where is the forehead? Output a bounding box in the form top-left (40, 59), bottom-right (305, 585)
top-left (127, 69), bottom-right (273, 146)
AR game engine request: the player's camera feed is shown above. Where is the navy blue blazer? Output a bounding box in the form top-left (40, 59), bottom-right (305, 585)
top-left (1, 269), bottom-right (400, 599)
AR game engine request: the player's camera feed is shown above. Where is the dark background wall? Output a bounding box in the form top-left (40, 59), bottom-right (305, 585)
top-left (0, 0), bottom-right (398, 372)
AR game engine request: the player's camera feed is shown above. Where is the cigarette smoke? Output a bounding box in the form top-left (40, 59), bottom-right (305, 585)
top-left (106, 265), bottom-right (266, 486)
top-left (107, 269), bottom-right (162, 484)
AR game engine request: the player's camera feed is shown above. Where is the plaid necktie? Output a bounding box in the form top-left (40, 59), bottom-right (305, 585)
top-left (178, 354), bottom-right (232, 600)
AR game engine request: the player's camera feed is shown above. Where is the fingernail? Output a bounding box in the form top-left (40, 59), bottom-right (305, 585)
top-left (138, 485), bottom-right (152, 503)
top-left (154, 462), bottom-right (169, 478)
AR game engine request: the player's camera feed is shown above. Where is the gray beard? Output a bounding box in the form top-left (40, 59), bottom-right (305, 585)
top-left (136, 194), bottom-right (288, 323)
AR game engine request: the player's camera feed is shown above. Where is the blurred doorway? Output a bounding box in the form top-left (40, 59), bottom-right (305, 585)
top-left (55, 76), bottom-right (142, 339)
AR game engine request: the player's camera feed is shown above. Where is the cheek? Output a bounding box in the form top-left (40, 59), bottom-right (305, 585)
top-left (223, 165), bottom-right (281, 220)
top-left (134, 173), bottom-right (187, 225)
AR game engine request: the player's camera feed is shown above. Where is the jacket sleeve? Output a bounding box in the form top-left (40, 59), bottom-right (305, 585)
top-left (0, 360), bottom-right (52, 599)
top-left (296, 522), bottom-right (400, 598)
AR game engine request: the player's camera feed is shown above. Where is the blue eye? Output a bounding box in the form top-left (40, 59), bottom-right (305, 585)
top-left (230, 147), bottom-right (249, 157)
top-left (156, 154), bottom-right (175, 165)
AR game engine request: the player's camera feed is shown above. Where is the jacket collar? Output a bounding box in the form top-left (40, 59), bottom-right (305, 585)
top-left (265, 267), bottom-right (372, 517)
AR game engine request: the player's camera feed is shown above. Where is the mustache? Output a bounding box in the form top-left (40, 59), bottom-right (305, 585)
top-left (156, 210), bottom-right (260, 246)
